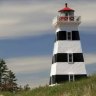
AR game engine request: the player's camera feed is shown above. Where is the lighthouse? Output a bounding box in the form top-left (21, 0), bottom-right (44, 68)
top-left (49, 3), bottom-right (87, 85)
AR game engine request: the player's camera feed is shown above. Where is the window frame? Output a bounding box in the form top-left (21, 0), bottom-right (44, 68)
top-left (66, 32), bottom-right (72, 40)
top-left (68, 53), bottom-right (74, 64)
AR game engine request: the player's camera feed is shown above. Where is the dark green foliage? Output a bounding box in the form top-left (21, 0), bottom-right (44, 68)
top-left (2, 70), bottom-right (18, 92)
top-left (0, 59), bottom-right (17, 92)
top-left (0, 59), bottom-right (8, 85)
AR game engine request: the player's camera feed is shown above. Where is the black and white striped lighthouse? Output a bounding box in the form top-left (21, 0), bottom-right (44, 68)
top-left (49, 3), bottom-right (87, 85)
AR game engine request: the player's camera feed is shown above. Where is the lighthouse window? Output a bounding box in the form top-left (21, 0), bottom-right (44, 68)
top-left (67, 32), bottom-right (72, 40)
top-left (68, 53), bottom-right (73, 64)
top-left (65, 12), bottom-right (68, 16)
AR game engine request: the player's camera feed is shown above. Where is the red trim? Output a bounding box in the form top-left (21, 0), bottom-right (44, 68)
top-left (59, 16), bottom-right (68, 21)
top-left (58, 7), bottom-right (74, 12)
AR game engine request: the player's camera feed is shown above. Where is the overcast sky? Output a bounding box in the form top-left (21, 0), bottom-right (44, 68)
top-left (0, 0), bottom-right (96, 88)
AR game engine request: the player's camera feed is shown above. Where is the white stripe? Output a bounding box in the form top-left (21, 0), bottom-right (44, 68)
top-left (50, 62), bottom-right (87, 76)
top-left (53, 41), bottom-right (82, 54)
top-left (50, 63), bottom-right (57, 76)
top-left (56, 24), bottom-right (79, 32)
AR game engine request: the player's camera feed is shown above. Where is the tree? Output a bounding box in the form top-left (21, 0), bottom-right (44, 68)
top-left (0, 59), bottom-right (18, 92)
top-left (8, 70), bottom-right (17, 91)
top-left (2, 70), bottom-right (17, 91)
top-left (0, 59), bottom-right (8, 87)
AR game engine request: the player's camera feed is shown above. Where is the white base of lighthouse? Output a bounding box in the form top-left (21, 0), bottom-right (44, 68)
top-left (50, 63), bottom-right (87, 84)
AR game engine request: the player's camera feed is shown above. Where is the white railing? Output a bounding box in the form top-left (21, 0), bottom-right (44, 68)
top-left (53, 16), bottom-right (81, 24)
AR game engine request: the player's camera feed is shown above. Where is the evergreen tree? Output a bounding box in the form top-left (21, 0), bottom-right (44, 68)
top-left (2, 70), bottom-right (17, 91)
top-left (8, 70), bottom-right (17, 91)
top-left (0, 59), bottom-right (8, 88)
top-left (0, 59), bottom-right (18, 92)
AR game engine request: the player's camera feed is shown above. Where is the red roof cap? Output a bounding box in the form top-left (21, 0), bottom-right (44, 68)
top-left (58, 3), bottom-right (74, 12)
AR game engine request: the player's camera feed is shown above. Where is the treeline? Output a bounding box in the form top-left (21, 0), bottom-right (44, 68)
top-left (0, 59), bottom-right (30, 92)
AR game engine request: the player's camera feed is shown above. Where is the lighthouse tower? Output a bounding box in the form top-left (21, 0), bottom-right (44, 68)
top-left (49, 3), bottom-right (87, 85)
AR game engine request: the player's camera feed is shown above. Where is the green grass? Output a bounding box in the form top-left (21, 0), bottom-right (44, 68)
top-left (0, 75), bottom-right (96, 96)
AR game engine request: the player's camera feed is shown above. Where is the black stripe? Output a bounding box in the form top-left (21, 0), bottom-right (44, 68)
top-left (49, 74), bottom-right (87, 85)
top-left (52, 53), bottom-right (84, 64)
top-left (72, 31), bottom-right (80, 40)
top-left (73, 53), bottom-right (84, 62)
top-left (56, 31), bottom-right (66, 40)
top-left (56, 31), bottom-right (80, 41)
top-left (52, 53), bottom-right (67, 63)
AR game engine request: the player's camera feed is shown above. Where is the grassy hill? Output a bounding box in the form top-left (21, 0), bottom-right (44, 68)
top-left (0, 75), bottom-right (96, 96)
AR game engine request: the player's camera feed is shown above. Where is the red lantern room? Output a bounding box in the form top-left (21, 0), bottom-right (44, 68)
top-left (52, 3), bottom-right (81, 27)
top-left (58, 3), bottom-right (74, 17)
